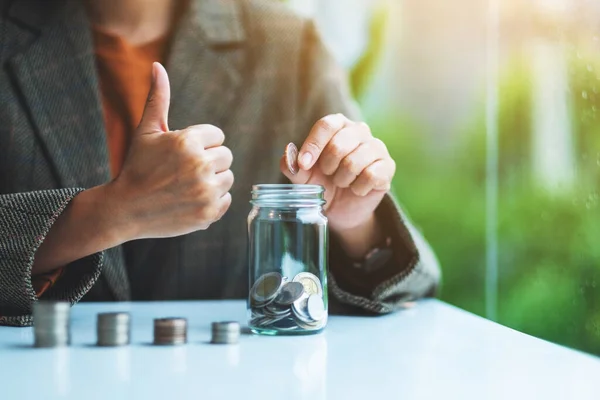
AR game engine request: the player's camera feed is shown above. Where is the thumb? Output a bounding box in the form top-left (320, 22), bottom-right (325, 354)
top-left (137, 62), bottom-right (171, 134)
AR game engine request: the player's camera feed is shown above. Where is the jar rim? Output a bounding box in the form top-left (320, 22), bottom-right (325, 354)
top-left (252, 184), bottom-right (324, 193)
top-left (251, 184), bottom-right (326, 207)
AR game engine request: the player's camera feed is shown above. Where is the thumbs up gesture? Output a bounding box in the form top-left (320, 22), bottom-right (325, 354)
top-left (109, 62), bottom-right (234, 239)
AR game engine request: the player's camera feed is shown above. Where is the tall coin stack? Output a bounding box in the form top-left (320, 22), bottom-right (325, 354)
top-left (211, 321), bottom-right (241, 344)
top-left (153, 318), bottom-right (187, 345)
top-left (249, 271), bottom-right (327, 332)
top-left (33, 301), bottom-right (70, 348)
top-left (97, 312), bottom-right (130, 347)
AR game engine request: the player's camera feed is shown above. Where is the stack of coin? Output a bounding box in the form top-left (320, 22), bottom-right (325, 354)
top-left (211, 321), bottom-right (241, 344)
top-left (97, 312), bottom-right (130, 347)
top-left (249, 271), bottom-right (326, 332)
top-left (32, 301), bottom-right (71, 348)
top-left (153, 318), bottom-right (187, 345)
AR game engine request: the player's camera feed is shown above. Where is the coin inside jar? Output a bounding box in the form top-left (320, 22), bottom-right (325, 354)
top-left (284, 143), bottom-right (299, 175)
top-left (274, 282), bottom-right (305, 305)
top-left (251, 272), bottom-right (283, 305)
top-left (291, 293), bottom-right (312, 324)
top-left (306, 294), bottom-right (326, 322)
top-left (292, 272), bottom-right (323, 297)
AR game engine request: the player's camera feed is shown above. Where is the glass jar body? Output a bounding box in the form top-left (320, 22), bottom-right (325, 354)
top-left (247, 185), bottom-right (328, 335)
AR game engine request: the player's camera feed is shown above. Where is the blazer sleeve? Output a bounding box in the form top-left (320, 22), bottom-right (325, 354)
top-left (295, 19), bottom-right (442, 315)
top-left (0, 189), bottom-right (103, 326)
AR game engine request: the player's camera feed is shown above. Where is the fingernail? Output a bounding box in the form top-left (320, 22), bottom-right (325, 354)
top-left (300, 153), bottom-right (313, 169)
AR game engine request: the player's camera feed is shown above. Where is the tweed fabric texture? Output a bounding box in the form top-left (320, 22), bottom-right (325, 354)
top-left (0, 0), bottom-right (441, 326)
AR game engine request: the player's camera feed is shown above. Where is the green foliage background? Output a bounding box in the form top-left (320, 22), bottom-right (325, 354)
top-left (360, 46), bottom-right (600, 355)
top-left (281, 0), bottom-right (600, 356)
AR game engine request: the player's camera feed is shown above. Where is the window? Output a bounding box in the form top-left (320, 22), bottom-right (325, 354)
top-left (300, 0), bottom-right (600, 355)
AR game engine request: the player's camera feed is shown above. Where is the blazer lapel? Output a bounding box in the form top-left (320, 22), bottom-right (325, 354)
top-left (8, 0), bottom-right (110, 189)
top-left (7, 0), bottom-right (130, 300)
top-left (167, 0), bottom-right (246, 130)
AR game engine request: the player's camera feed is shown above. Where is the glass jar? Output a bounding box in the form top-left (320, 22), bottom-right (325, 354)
top-left (247, 184), bottom-right (328, 335)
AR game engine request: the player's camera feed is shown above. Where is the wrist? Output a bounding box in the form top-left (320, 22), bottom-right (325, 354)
top-left (330, 213), bottom-right (384, 259)
top-left (84, 183), bottom-right (139, 245)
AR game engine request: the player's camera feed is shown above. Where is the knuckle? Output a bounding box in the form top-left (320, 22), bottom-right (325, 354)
top-left (223, 147), bottom-right (234, 166)
top-left (174, 131), bottom-right (199, 155)
top-left (317, 117), bottom-right (338, 134)
top-left (363, 166), bottom-right (379, 183)
top-left (195, 205), bottom-right (211, 222)
top-left (174, 131), bottom-right (190, 150)
top-left (350, 185), bottom-right (364, 197)
top-left (194, 165), bottom-right (208, 180)
top-left (208, 205), bottom-right (221, 221)
top-left (194, 180), bottom-right (215, 200)
top-left (341, 156), bottom-right (360, 176)
top-left (358, 121), bottom-right (371, 131)
top-left (328, 141), bottom-right (346, 160)
top-left (203, 124), bottom-right (225, 142)
top-left (333, 174), bottom-right (351, 188)
top-left (213, 125), bottom-right (226, 137)
top-left (226, 171), bottom-right (235, 189)
top-left (198, 205), bottom-right (219, 222)
top-left (145, 93), bottom-right (158, 109)
top-left (203, 124), bottom-right (223, 134)
top-left (372, 137), bottom-right (386, 149)
top-left (205, 179), bottom-right (220, 195)
top-left (224, 146), bottom-right (233, 159)
top-left (305, 141), bottom-right (323, 154)
top-left (196, 155), bottom-right (214, 175)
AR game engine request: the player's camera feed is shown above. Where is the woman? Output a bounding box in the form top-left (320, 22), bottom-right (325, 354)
top-left (0, 0), bottom-right (440, 326)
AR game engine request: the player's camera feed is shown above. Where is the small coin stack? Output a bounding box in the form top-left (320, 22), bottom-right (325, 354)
top-left (249, 271), bottom-right (327, 332)
top-left (211, 321), bottom-right (241, 344)
top-left (97, 312), bottom-right (130, 347)
top-left (153, 318), bottom-right (187, 345)
top-left (33, 301), bottom-right (70, 348)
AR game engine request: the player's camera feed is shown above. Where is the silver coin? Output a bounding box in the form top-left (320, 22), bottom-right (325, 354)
top-left (292, 272), bottom-right (323, 297)
top-left (264, 306), bottom-right (291, 318)
top-left (272, 317), bottom-right (299, 330)
top-left (291, 293), bottom-right (313, 324)
top-left (98, 312), bottom-right (130, 326)
top-left (33, 301), bottom-right (71, 348)
top-left (97, 313), bottom-right (130, 346)
top-left (306, 295), bottom-right (326, 322)
top-left (285, 142), bottom-right (299, 175)
top-left (295, 317), bottom-right (325, 331)
top-left (274, 282), bottom-right (305, 306)
top-left (34, 335), bottom-right (70, 348)
top-left (255, 313), bottom-right (289, 326)
top-left (211, 321), bottom-right (240, 344)
top-left (250, 272), bottom-right (284, 304)
top-left (212, 321), bottom-right (240, 331)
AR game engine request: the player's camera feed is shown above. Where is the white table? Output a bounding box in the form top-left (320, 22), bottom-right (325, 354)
top-left (0, 300), bottom-right (598, 400)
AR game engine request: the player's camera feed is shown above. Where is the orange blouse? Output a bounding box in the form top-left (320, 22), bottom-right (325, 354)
top-left (32, 28), bottom-right (168, 297)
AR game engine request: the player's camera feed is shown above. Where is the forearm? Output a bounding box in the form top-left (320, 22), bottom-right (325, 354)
top-left (32, 184), bottom-right (133, 275)
top-left (331, 213), bottom-right (384, 259)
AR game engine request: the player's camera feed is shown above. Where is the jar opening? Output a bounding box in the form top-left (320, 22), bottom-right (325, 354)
top-left (251, 184), bottom-right (326, 207)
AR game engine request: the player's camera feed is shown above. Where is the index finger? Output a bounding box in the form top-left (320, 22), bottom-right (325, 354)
top-left (298, 113), bottom-right (350, 170)
top-left (186, 124), bottom-right (225, 149)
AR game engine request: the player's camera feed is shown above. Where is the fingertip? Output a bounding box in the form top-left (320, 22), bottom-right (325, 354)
top-left (299, 152), bottom-right (313, 170)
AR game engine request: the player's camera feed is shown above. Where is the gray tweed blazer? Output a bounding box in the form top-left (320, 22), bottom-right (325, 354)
top-left (0, 0), bottom-right (441, 326)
